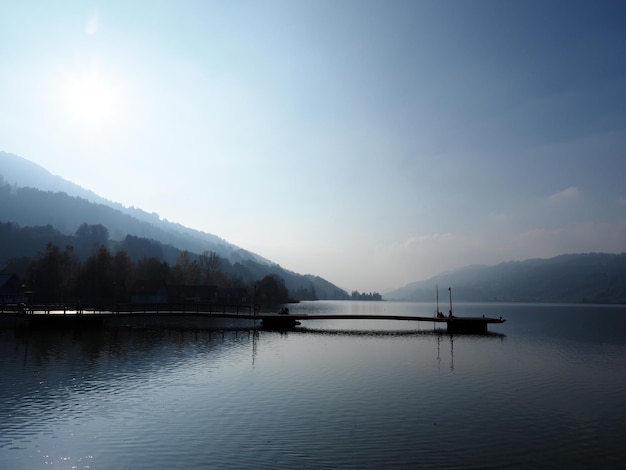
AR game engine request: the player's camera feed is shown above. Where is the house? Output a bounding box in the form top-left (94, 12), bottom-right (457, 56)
top-left (194, 285), bottom-right (219, 303)
top-left (167, 285), bottom-right (219, 304)
top-left (130, 280), bottom-right (168, 304)
top-left (0, 273), bottom-right (26, 304)
top-left (129, 281), bottom-right (249, 306)
top-left (217, 287), bottom-right (250, 305)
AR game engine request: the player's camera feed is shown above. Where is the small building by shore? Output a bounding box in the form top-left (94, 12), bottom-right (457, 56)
top-left (0, 273), bottom-right (27, 304)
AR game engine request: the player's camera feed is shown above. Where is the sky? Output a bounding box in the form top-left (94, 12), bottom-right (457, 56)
top-left (1, 1), bottom-right (625, 293)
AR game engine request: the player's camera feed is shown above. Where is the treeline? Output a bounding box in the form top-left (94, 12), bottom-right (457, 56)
top-left (1, 178), bottom-right (259, 263)
top-left (0, 177), bottom-right (349, 300)
top-left (15, 242), bottom-right (292, 306)
top-left (0, 222), bottom-right (319, 305)
top-left (350, 291), bottom-right (383, 301)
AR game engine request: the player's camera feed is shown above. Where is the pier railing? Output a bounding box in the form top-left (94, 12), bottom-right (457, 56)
top-left (0, 302), bottom-right (254, 316)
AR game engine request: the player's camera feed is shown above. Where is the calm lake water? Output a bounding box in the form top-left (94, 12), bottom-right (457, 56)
top-left (1, 301), bottom-right (625, 469)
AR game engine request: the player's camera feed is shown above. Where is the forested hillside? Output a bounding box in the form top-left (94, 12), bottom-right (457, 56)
top-left (0, 177), bottom-right (348, 300)
top-left (0, 151), bottom-right (271, 264)
top-left (0, 219), bottom-right (348, 302)
top-left (385, 253), bottom-right (626, 304)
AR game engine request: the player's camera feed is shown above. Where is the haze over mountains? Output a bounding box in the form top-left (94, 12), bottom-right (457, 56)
top-left (2, 151), bottom-right (625, 304)
top-left (0, 151), bottom-right (348, 300)
top-left (0, 151), bottom-right (256, 261)
top-left (385, 253), bottom-right (626, 304)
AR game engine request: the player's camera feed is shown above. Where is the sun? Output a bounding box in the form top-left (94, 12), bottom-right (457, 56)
top-left (66, 68), bottom-right (118, 125)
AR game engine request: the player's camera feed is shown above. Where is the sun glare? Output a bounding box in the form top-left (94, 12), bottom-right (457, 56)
top-left (66, 70), bottom-right (118, 125)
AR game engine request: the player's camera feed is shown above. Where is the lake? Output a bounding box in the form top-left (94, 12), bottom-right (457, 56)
top-left (1, 301), bottom-right (625, 469)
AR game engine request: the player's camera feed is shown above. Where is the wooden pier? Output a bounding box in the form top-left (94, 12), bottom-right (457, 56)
top-left (0, 303), bottom-right (506, 333)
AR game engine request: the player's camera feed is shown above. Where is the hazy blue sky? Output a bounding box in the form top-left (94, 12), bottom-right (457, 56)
top-left (1, 1), bottom-right (625, 292)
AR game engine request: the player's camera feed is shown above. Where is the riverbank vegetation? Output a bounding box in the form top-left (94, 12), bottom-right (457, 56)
top-left (0, 223), bottom-right (316, 305)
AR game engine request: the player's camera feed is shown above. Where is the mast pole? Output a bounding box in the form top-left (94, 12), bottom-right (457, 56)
top-left (448, 287), bottom-right (452, 317)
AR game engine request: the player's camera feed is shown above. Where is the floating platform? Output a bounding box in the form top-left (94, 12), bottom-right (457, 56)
top-left (259, 313), bottom-right (505, 333)
top-left (445, 317), bottom-right (501, 334)
top-left (260, 314), bottom-right (301, 330)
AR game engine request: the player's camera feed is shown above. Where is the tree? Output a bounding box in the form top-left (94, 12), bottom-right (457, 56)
top-left (135, 257), bottom-right (170, 281)
top-left (75, 223), bottom-right (109, 245)
top-left (198, 250), bottom-right (226, 286)
top-left (170, 250), bottom-right (201, 285)
top-left (110, 251), bottom-right (134, 302)
top-left (351, 290), bottom-right (382, 301)
top-left (255, 274), bottom-right (289, 306)
top-left (27, 243), bottom-right (80, 302)
top-left (78, 246), bottom-right (114, 302)
top-left (293, 284), bottom-right (318, 301)
top-left (119, 235), bottom-right (163, 261)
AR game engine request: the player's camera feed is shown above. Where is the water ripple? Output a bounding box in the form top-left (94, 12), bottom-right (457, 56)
top-left (1, 305), bottom-right (625, 469)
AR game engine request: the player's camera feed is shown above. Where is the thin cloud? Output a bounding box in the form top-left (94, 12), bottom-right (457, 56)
top-left (401, 233), bottom-right (453, 248)
top-left (487, 211), bottom-right (510, 221)
top-left (512, 221), bottom-right (626, 257)
top-left (548, 186), bottom-right (580, 203)
top-left (85, 11), bottom-right (100, 35)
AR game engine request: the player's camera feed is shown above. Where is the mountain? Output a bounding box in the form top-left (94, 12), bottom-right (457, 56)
top-left (0, 151), bottom-right (348, 299)
top-left (0, 151), bottom-right (266, 263)
top-left (5, 151), bottom-right (624, 304)
top-left (385, 253), bottom-right (626, 304)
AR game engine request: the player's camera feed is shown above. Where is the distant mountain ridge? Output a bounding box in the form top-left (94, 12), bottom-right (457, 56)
top-left (0, 151), bottom-right (266, 264)
top-left (4, 151), bottom-right (625, 304)
top-left (0, 151), bottom-right (348, 299)
top-left (385, 253), bottom-right (626, 304)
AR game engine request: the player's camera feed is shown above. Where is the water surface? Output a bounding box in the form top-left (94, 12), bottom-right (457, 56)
top-left (1, 301), bottom-right (625, 469)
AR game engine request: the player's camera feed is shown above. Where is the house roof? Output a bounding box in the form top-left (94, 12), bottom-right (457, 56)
top-left (0, 273), bottom-right (20, 290)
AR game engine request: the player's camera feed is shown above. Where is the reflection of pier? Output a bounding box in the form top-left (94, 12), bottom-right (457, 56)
top-left (1, 303), bottom-right (505, 333)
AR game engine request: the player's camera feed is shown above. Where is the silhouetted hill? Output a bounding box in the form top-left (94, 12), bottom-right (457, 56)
top-left (0, 151), bottom-right (348, 300)
top-left (0, 151), bottom-right (262, 263)
top-left (385, 253), bottom-right (626, 304)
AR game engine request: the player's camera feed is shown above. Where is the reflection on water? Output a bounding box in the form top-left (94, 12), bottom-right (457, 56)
top-left (1, 302), bottom-right (625, 469)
